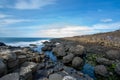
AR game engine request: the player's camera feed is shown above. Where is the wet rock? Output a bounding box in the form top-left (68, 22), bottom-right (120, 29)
top-left (7, 59), bottom-right (19, 69)
top-left (63, 53), bottom-right (74, 64)
top-left (0, 59), bottom-right (7, 77)
top-left (42, 46), bottom-right (52, 51)
top-left (20, 67), bottom-right (32, 80)
top-left (0, 73), bottom-right (19, 80)
top-left (18, 55), bottom-right (27, 64)
top-left (95, 65), bottom-right (108, 77)
top-left (115, 63), bottom-right (120, 75)
top-left (106, 50), bottom-right (120, 60)
top-left (72, 57), bottom-right (83, 69)
top-left (21, 62), bottom-right (38, 73)
top-left (49, 73), bottom-right (63, 80)
top-left (0, 42), bottom-right (6, 46)
top-left (96, 58), bottom-right (113, 65)
top-left (69, 45), bottom-right (85, 56)
top-left (38, 63), bottom-right (45, 70)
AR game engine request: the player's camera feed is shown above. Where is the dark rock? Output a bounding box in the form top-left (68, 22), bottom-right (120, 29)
top-left (69, 45), bottom-right (85, 56)
top-left (0, 59), bottom-right (7, 77)
top-left (18, 55), bottom-right (27, 64)
top-left (49, 73), bottom-right (63, 80)
top-left (72, 57), bottom-right (83, 69)
top-left (95, 65), bottom-right (108, 77)
top-left (20, 67), bottom-right (32, 80)
top-left (0, 42), bottom-right (6, 46)
top-left (0, 73), bottom-right (19, 80)
top-left (63, 53), bottom-right (74, 64)
top-left (115, 63), bottom-right (120, 75)
top-left (106, 50), bottom-right (120, 60)
top-left (38, 63), bottom-right (45, 70)
top-left (96, 58), bottom-right (113, 65)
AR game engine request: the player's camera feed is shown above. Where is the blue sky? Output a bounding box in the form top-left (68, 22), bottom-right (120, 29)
top-left (0, 0), bottom-right (120, 37)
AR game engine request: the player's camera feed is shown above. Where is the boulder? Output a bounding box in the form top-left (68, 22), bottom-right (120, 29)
top-left (115, 63), bottom-right (120, 75)
top-left (96, 58), bottom-right (113, 65)
top-left (63, 54), bottom-right (74, 64)
top-left (21, 62), bottom-right (38, 73)
top-left (0, 73), bottom-right (19, 80)
top-left (106, 50), bottom-right (120, 60)
top-left (7, 59), bottom-right (19, 69)
top-left (63, 76), bottom-right (76, 80)
top-left (0, 50), bottom-right (17, 61)
top-left (94, 65), bottom-right (108, 77)
top-left (49, 73), bottom-right (63, 80)
top-left (18, 55), bottom-right (27, 64)
top-left (20, 67), bottom-right (32, 80)
top-left (0, 59), bottom-right (7, 77)
top-left (69, 45), bottom-right (85, 56)
top-left (55, 47), bottom-right (66, 57)
top-left (0, 42), bottom-right (6, 46)
top-left (72, 57), bottom-right (83, 69)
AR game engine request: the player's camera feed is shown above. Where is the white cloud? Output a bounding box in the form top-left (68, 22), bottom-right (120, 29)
top-left (11, 0), bottom-right (56, 10)
top-left (100, 18), bottom-right (113, 22)
top-left (33, 22), bottom-right (120, 37)
top-left (0, 19), bottom-right (36, 25)
top-left (0, 13), bottom-right (12, 18)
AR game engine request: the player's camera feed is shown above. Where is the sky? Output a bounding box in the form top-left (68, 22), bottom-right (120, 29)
top-left (0, 0), bottom-right (120, 37)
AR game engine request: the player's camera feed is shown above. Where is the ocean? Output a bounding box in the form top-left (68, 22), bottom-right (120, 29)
top-left (0, 37), bottom-right (51, 47)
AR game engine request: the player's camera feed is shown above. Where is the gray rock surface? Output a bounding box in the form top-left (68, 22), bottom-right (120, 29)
top-left (115, 63), bottom-right (120, 75)
top-left (63, 53), bottom-right (74, 64)
top-left (72, 57), bottom-right (83, 69)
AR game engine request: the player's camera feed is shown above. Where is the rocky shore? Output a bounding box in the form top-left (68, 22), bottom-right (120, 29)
top-left (0, 30), bottom-right (120, 80)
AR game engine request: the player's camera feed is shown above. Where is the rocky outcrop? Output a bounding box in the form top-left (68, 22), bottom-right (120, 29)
top-left (0, 42), bottom-right (6, 46)
top-left (0, 59), bottom-right (7, 77)
top-left (49, 73), bottom-right (63, 80)
top-left (96, 58), bottom-right (113, 65)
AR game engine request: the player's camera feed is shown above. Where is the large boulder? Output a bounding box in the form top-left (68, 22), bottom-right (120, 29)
top-left (63, 53), bottom-right (74, 64)
top-left (0, 73), bottom-right (19, 80)
top-left (0, 42), bottom-right (6, 46)
top-left (106, 50), bottom-right (120, 60)
top-left (115, 63), bottom-right (120, 75)
top-left (21, 62), bottom-right (38, 73)
top-left (63, 76), bottom-right (76, 80)
top-left (94, 65), bottom-right (108, 77)
top-left (96, 58), bottom-right (113, 65)
top-left (0, 59), bottom-right (7, 77)
top-left (72, 57), bottom-right (83, 69)
top-left (53, 45), bottom-right (66, 57)
top-left (20, 67), bottom-right (32, 80)
top-left (49, 73), bottom-right (63, 80)
top-left (69, 45), bottom-right (85, 56)
top-left (18, 55), bottom-right (27, 64)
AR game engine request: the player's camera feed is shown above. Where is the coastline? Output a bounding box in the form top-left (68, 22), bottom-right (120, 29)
top-left (0, 30), bottom-right (120, 80)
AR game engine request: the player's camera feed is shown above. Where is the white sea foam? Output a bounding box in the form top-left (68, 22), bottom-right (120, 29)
top-left (6, 40), bottom-right (49, 47)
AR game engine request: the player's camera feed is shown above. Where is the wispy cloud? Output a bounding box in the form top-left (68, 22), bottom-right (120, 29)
top-left (0, 13), bottom-right (12, 18)
top-left (0, 0), bottom-right (56, 10)
top-left (34, 22), bottom-right (120, 37)
top-left (100, 18), bottom-right (113, 22)
top-left (0, 19), bottom-right (37, 25)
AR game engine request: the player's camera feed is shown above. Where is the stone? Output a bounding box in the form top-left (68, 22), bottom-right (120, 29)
top-left (0, 73), bottom-right (19, 80)
top-left (63, 53), bottom-right (74, 64)
top-left (0, 42), bottom-right (6, 46)
top-left (69, 45), bottom-right (85, 56)
top-left (18, 55), bottom-right (27, 64)
top-left (20, 67), bottom-right (32, 80)
top-left (94, 65), bottom-right (108, 77)
top-left (63, 76), bottom-right (76, 80)
top-left (7, 59), bottom-right (19, 69)
top-left (72, 57), bottom-right (83, 69)
top-left (96, 58), bottom-right (113, 65)
top-left (0, 50), bottom-right (17, 61)
top-left (21, 62), bottom-right (38, 73)
top-left (115, 63), bottom-right (120, 75)
top-left (0, 59), bottom-right (7, 77)
top-left (106, 50), bottom-right (120, 60)
top-left (49, 73), bottom-right (63, 80)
